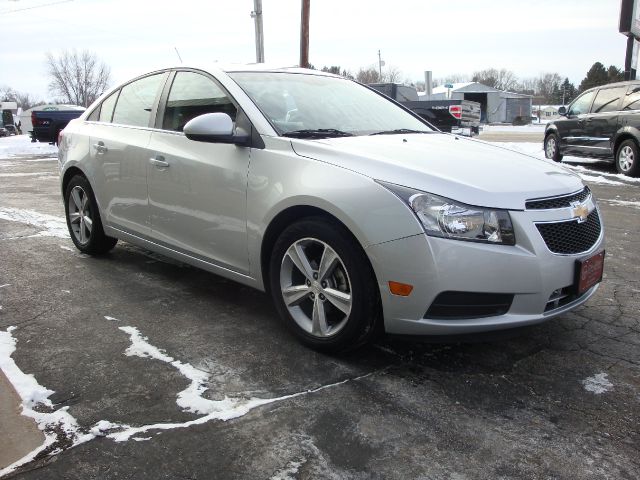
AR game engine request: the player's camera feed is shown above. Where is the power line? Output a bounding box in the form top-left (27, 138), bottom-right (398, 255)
top-left (0, 0), bottom-right (74, 14)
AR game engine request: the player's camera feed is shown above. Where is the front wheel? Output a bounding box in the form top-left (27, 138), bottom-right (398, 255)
top-left (64, 175), bottom-right (117, 254)
top-left (615, 139), bottom-right (640, 177)
top-left (269, 218), bottom-right (381, 352)
top-left (544, 133), bottom-right (563, 162)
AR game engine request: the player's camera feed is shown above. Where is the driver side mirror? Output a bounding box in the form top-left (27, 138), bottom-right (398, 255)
top-left (183, 112), bottom-right (249, 146)
top-left (558, 106), bottom-right (567, 116)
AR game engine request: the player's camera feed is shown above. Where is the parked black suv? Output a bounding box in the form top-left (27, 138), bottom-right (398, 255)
top-left (544, 81), bottom-right (640, 177)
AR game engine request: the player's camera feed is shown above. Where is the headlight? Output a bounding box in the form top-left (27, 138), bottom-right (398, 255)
top-left (379, 181), bottom-right (515, 245)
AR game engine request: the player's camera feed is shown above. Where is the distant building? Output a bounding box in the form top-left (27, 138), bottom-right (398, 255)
top-left (532, 105), bottom-right (563, 121)
top-left (419, 82), bottom-right (532, 124)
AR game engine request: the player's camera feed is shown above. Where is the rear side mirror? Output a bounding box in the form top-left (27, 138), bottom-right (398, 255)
top-left (558, 106), bottom-right (567, 116)
top-left (184, 113), bottom-right (249, 146)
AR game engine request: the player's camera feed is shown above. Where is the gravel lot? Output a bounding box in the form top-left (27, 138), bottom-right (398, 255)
top-left (0, 137), bottom-right (639, 479)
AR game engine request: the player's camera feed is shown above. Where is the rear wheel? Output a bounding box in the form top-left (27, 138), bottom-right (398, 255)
top-left (615, 139), bottom-right (640, 177)
top-left (544, 133), bottom-right (562, 162)
top-left (269, 218), bottom-right (381, 352)
top-left (64, 175), bottom-right (117, 254)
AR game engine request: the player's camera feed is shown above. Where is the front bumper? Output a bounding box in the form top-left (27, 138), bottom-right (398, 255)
top-left (366, 207), bottom-right (605, 335)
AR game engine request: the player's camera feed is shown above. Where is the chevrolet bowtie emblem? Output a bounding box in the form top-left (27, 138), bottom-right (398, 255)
top-left (571, 201), bottom-right (590, 223)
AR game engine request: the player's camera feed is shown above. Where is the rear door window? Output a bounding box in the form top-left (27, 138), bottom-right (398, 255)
top-left (98, 90), bottom-right (119, 122)
top-left (568, 91), bottom-right (595, 116)
top-left (623, 85), bottom-right (640, 110)
top-left (162, 71), bottom-right (237, 132)
top-left (591, 86), bottom-right (626, 113)
top-left (112, 74), bottom-right (165, 128)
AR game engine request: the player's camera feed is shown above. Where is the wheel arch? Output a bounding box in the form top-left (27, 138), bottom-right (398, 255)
top-left (260, 205), bottom-right (378, 295)
top-left (613, 128), bottom-right (640, 158)
top-left (61, 165), bottom-right (87, 197)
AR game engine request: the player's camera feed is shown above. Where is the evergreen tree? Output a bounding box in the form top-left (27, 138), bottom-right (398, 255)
top-left (579, 62), bottom-right (609, 92)
top-left (607, 65), bottom-right (624, 83)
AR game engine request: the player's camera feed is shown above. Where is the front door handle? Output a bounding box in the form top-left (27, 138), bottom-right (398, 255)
top-left (93, 142), bottom-right (108, 154)
top-left (149, 156), bottom-right (169, 168)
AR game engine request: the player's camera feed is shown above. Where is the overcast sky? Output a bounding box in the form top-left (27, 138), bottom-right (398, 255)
top-left (0, 0), bottom-right (628, 100)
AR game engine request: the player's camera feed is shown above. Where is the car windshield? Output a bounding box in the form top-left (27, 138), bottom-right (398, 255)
top-left (228, 72), bottom-right (433, 138)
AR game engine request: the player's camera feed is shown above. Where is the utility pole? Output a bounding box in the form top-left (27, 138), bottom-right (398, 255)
top-left (251, 0), bottom-right (264, 63)
top-left (299, 0), bottom-right (310, 68)
top-left (378, 50), bottom-right (385, 80)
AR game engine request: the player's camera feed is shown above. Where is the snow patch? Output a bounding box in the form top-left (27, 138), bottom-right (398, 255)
top-left (104, 316), bottom-right (120, 322)
top-left (0, 135), bottom-right (58, 159)
top-left (271, 459), bottom-right (305, 480)
top-left (0, 284), bottom-right (10, 289)
top-left (582, 373), bottom-right (613, 394)
top-left (574, 174), bottom-right (623, 186)
top-left (132, 436), bottom-right (152, 442)
top-left (0, 172), bottom-right (56, 178)
top-left (0, 319), bottom-right (380, 474)
top-left (602, 199), bottom-right (640, 209)
top-left (0, 207), bottom-right (69, 239)
top-left (0, 326), bottom-right (93, 477)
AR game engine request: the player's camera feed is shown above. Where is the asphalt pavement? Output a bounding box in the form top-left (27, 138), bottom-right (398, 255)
top-left (0, 141), bottom-right (638, 479)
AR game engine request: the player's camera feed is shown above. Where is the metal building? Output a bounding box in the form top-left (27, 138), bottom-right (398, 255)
top-left (420, 82), bottom-right (533, 124)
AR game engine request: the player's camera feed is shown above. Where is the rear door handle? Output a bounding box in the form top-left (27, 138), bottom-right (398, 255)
top-left (93, 142), bottom-right (108, 154)
top-left (149, 156), bottom-right (169, 168)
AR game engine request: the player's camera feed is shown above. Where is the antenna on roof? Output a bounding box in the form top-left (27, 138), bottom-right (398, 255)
top-left (174, 47), bottom-right (183, 64)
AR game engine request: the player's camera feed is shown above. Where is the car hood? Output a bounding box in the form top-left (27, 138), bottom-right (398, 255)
top-left (289, 133), bottom-right (583, 210)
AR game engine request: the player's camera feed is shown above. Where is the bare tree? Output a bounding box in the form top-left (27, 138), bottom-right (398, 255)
top-left (0, 86), bottom-right (42, 110)
top-left (385, 66), bottom-right (402, 83)
top-left (536, 73), bottom-right (562, 103)
top-left (45, 50), bottom-right (111, 107)
top-left (472, 68), bottom-right (518, 91)
top-left (356, 67), bottom-right (382, 84)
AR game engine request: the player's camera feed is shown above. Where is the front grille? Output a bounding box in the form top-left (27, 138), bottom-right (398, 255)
top-left (425, 291), bottom-right (514, 320)
top-left (526, 187), bottom-right (591, 210)
top-left (536, 211), bottom-right (601, 254)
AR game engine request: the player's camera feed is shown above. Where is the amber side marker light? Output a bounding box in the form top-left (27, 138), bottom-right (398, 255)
top-left (388, 281), bottom-right (414, 296)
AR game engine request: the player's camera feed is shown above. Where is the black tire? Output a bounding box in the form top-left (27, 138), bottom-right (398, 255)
top-left (615, 139), bottom-right (640, 177)
top-left (64, 175), bottom-right (117, 254)
top-left (544, 133), bottom-right (563, 162)
top-left (269, 217), bottom-right (381, 352)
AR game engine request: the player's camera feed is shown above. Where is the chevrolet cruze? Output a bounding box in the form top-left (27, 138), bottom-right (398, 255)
top-left (58, 65), bottom-right (605, 351)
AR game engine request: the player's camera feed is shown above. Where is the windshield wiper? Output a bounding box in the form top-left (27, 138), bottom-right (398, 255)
top-left (282, 128), bottom-right (354, 139)
top-left (370, 128), bottom-right (429, 136)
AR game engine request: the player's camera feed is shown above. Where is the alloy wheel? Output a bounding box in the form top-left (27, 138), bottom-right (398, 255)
top-left (618, 145), bottom-right (634, 173)
top-left (68, 185), bottom-right (93, 244)
top-left (546, 137), bottom-right (556, 158)
top-left (279, 238), bottom-right (352, 338)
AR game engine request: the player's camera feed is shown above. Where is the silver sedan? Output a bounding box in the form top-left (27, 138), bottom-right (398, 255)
top-left (58, 65), bottom-right (605, 351)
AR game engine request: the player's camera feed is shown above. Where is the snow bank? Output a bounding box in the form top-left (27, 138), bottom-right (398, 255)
top-left (0, 135), bottom-right (58, 159)
top-left (0, 208), bottom-right (69, 239)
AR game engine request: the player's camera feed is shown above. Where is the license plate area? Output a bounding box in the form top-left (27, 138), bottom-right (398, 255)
top-left (574, 250), bottom-right (605, 295)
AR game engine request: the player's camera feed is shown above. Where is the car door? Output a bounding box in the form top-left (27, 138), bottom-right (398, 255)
top-left (147, 70), bottom-right (251, 274)
top-left (558, 89), bottom-right (596, 156)
top-left (582, 85), bottom-right (626, 158)
top-left (88, 72), bottom-right (167, 236)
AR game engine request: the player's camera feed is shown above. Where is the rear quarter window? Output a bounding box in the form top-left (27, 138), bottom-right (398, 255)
top-left (623, 86), bottom-right (640, 110)
top-left (591, 86), bottom-right (626, 113)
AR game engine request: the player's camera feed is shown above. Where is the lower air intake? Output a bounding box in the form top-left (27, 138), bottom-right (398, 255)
top-left (425, 291), bottom-right (514, 320)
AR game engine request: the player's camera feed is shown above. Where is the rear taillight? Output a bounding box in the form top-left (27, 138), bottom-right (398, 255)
top-left (31, 112), bottom-right (38, 126)
top-left (448, 105), bottom-right (462, 119)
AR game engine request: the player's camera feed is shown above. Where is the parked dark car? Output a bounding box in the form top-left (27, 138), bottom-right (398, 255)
top-left (30, 109), bottom-right (85, 144)
top-left (368, 83), bottom-right (481, 136)
top-left (4, 124), bottom-right (17, 135)
top-left (544, 81), bottom-right (640, 177)
top-left (0, 127), bottom-right (8, 137)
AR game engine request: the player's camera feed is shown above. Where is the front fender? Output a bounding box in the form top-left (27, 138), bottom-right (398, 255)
top-left (246, 137), bottom-right (424, 287)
